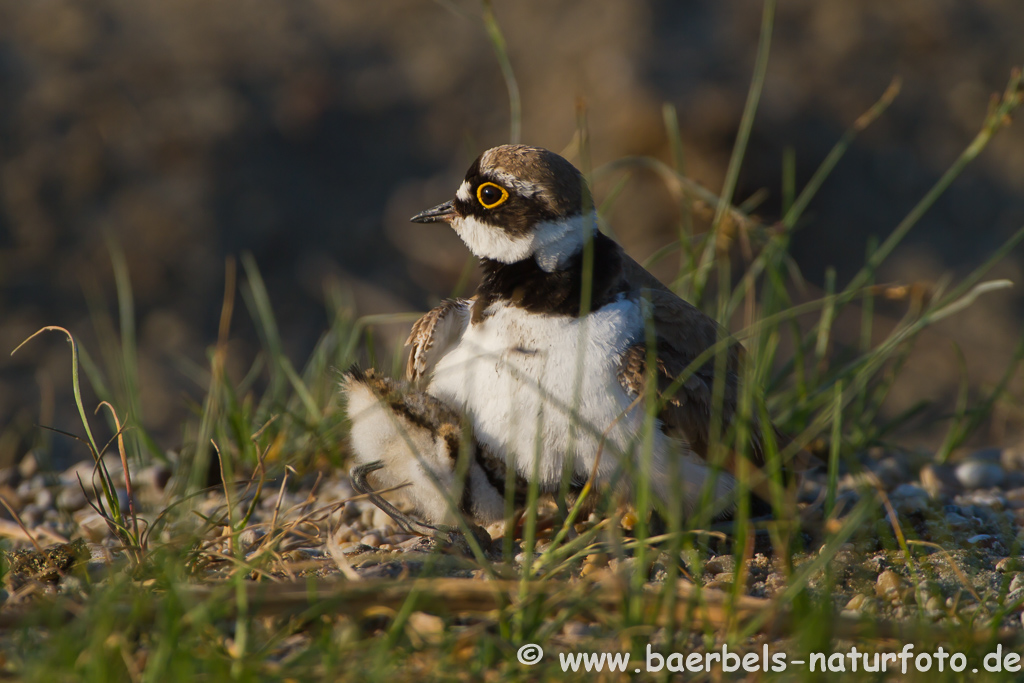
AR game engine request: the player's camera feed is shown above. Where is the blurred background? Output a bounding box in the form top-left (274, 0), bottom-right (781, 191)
top-left (1, 0), bottom-right (1023, 468)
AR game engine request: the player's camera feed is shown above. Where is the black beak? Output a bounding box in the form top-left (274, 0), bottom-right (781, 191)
top-left (410, 200), bottom-right (456, 224)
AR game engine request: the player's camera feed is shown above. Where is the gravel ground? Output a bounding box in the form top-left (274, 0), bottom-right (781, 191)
top-left (3, 443), bottom-right (1024, 631)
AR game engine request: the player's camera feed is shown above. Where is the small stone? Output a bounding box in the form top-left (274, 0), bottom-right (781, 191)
top-left (920, 464), bottom-right (962, 498)
top-left (20, 504), bottom-right (42, 527)
top-left (57, 486), bottom-right (89, 511)
top-left (925, 595), bottom-right (943, 612)
top-left (944, 511), bottom-right (972, 529)
top-left (961, 491), bottom-right (1006, 509)
top-left (1010, 573), bottom-right (1024, 595)
top-left (996, 557), bottom-right (1023, 573)
top-left (620, 511), bottom-right (639, 530)
top-left (581, 553), bottom-right (608, 578)
top-left (359, 534), bottom-right (382, 548)
top-left (891, 483), bottom-right (929, 514)
top-left (705, 555), bottom-right (736, 576)
top-left (238, 527), bottom-right (265, 549)
top-left (134, 464), bottom-right (173, 493)
top-left (1004, 488), bottom-right (1024, 509)
top-left (705, 575), bottom-right (733, 590)
top-left (405, 612), bottom-right (444, 646)
top-left (955, 461), bottom-right (1005, 489)
top-left (845, 594), bottom-right (868, 611)
top-left (74, 510), bottom-right (111, 542)
top-left (17, 452), bottom-right (39, 479)
top-left (342, 540), bottom-right (374, 557)
top-left (62, 461), bottom-right (102, 492)
top-left (15, 480), bottom-right (34, 503)
top-left (332, 526), bottom-right (356, 544)
top-left (875, 570), bottom-right (905, 600)
top-left (1000, 447), bottom-right (1024, 472)
top-left (967, 534), bottom-right (995, 547)
top-left (34, 488), bottom-right (53, 509)
top-left (869, 457), bottom-right (907, 489)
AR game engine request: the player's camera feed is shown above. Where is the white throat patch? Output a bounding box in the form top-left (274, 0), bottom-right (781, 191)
top-left (451, 211), bottom-right (596, 269)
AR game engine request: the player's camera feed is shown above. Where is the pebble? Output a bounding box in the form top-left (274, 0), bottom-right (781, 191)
top-left (919, 464), bottom-right (962, 497)
top-left (20, 504), bottom-right (42, 527)
top-left (842, 593), bottom-right (874, 616)
top-left (1010, 574), bottom-right (1024, 595)
top-left (1004, 488), bottom-right (1024, 509)
top-left (405, 612), bottom-right (444, 645)
top-left (996, 558), bottom-right (1022, 573)
top-left (74, 510), bottom-right (112, 542)
top-left (1000, 447), bottom-right (1024, 471)
top-left (57, 486), bottom-right (89, 511)
top-left (875, 570), bottom-right (905, 601)
top-left (960, 491), bottom-right (1006, 509)
top-left (580, 553), bottom-right (609, 578)
top-left (34, 488), bottom-right (53, 509)
top-left (967, 534), bottom-right (995, 547)
top-left (133, 464), bottom-right (173, 493)
top-left (332, 527), bottom-right (357, 544)
top-left (955, 461), bottom-right (1005, 489)
top-left (709, 572), bottom-right (735, 585)
top-left (845, 594), bottom-right (867, 611)
top-left (514, 552), bottom-right (539, 566)
top-left (16, 479), bottom-right (37, 503)
top-left (890, 483), bottom-right (929, 514)
top-left (18, 452), bottom-right (39, 479)
top-left (705, 555), bottom-right (735, 576)
top-left (238, 527), bottom-right (265, 549)
top-left (869, 456), bottom-right (908, 489)
top-left (944, 511), bottom-right (973, 530)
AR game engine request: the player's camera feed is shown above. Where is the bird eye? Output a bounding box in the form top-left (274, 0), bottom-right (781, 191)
top-left (476, 182), bottom-right (509, 209)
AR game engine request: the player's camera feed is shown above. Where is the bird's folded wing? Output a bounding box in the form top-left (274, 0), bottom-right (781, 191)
top-left (616, 287), bottom-right (749, 463)
top-left (405, 297), bottom-right (472, 383)
top-left (617, 255), bottom-right (816, 485)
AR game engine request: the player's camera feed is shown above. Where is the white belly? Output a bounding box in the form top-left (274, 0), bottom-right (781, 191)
top-left (427, 299), bottom-right (737, 514)
top-left (426, 300), bottom-right (658, 491)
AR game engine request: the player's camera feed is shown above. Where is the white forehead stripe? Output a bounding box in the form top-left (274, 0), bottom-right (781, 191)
top-left (487, 170), bottom-right (542, 200)
top-left (456, 181), bottom-right (472, 203)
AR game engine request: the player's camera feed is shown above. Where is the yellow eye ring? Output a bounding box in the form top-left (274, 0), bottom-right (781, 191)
top-left (476, 182), bottom-right (509, 209)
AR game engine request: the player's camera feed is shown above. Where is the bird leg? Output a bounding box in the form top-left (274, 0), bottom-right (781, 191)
top-left (350, 461), bottom-right (483, 546)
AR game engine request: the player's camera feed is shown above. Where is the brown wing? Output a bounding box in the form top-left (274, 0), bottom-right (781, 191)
top-left (616, 287), bottom-right (750, 462)
top-left (405, 298), bottom-right (471, 384)
top-left (616, 255), bottom-right (814, 500)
